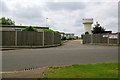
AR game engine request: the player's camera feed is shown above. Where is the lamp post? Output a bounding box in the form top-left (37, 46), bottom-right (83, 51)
top-left (46, 18), bottom-right (48, 27)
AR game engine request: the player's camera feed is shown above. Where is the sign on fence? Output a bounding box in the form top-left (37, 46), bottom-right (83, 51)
top-left (109, 34), bottom-right (118, 39)
top-left (103, 35), bottom-right (108, 38)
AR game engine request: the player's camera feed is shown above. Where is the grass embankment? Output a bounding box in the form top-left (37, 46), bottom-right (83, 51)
top-left (41, 62), bottom-right (118, 78)
top-left (61, 40), bottom-right (72, 44)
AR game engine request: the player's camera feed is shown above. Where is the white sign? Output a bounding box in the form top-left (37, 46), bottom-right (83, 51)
top-left (109, 34), bottom-right (118, 39)
top-left (103, 35), bottom-right (108, 38)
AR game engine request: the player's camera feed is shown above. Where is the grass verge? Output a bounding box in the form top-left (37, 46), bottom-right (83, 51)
top-left (41, 62), bottom-right (118, 78)
top-left (61, 40), bottom-right (73, 44)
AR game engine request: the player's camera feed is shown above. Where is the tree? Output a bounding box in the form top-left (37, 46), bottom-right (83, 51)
top-left (85, 32), bottom-right (89, 34)
top-left (0, 17), bottom-right (15, 25)
top-left (22, 26), bottom-right (38, 32)
top-left (81, 34), bottom-right (83, 39)
top-left (92, 22), bottom-right (105, 34)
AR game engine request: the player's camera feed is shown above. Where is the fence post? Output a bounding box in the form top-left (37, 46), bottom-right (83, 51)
top-left (43, 31), bottom-right (44, 47)
top-left (0, 31), bottom-right (2, 47)
top-left (15, 31), bottom-right (17, 46)
top-left (117, 33), bottom-right (119, 44)
top-left (108, 33), bottom-right (109, 45)
top-left (60, 34), bottom-right (61, 45)
top-left (53, 32), bottom-right (54, 45)
top-left (91, 34), bottom-right (93, 44)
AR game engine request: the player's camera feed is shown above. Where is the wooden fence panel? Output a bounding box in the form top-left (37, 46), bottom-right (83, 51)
top-left (2, 31), bottom-right (61, 47)
top-left (0, 31), bottom-right (2, 46)
top-left (17, 31), bottom-right (43, 46)
top-left (83, 34), bottom-right (91, 44)
top-left (109, 39), bottom-right (117, 44)
top-left (17, 31), bottom-right (30, 46)
top-left (93, 34), bottom-right (100, 43)
top-left (2, 31), bottom-right (15, 46)
top-left (83, 33), bottom-right (119, 44)
top-left (101, 34), bottom-right (108, 43)
top-left (118, 33), bottom-right (120, 44)
top-left (54, 33), bottom-right (61, 44)
top-left (35, 32), bottom-right (43, 46)
top-left (44, 32), bottom-right (53, 45)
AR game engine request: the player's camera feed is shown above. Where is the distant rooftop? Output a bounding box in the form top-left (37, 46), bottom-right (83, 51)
top-left (0, 25), bottom-right (49, 29)
top-left (60, 32), bottom-right (65, 34)
top-left (83, 18), bottom-right (93, 20)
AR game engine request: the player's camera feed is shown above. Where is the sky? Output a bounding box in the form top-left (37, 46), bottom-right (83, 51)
top-left (0, 0), bottom-right (119, 36)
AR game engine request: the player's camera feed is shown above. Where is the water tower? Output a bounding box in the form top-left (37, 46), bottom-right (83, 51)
top-left (82, 18), bottom-right (93, 34)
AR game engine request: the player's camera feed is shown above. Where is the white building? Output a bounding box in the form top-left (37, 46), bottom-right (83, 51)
top-left (60, 32), bottom-right (65, 39)
top-left (82, 18), bottom-right (93, 34)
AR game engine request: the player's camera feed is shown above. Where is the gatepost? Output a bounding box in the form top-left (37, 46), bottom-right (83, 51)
top-left (117, 33), bottom-right (119, 44)
top-left (15, 31), bottom-right (18, 46)
top-left (108, 33), bottom-right (110, 45)
top-left (52, 32), bottom-right (54, 45)
top-left (43, 31), bottom-right (44, 47)
top-left (91, 34), bottom-right (93, 44)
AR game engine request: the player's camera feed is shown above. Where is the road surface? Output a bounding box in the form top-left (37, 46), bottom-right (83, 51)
top-left (2, 40), bottom-right (118, 72)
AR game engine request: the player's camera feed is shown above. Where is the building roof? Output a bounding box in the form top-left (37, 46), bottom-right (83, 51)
top-left (0, 25), bottom-right (49, 29)
top-left (104, 31), bottom-right (112, 33)
top-left (92, 30), bottom-right (112, 34)
top-left (60, 32), bottom-right (65, 34)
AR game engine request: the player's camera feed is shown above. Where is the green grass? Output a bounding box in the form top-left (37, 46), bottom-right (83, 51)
top-left (41, 62), bottom-right (118, 78)
top-left (61, 40), bottom-right (73, 44)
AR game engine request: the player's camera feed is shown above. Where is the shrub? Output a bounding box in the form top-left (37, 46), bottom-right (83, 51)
top-left (22, 26), bottom-right (38, 32)
top-left (81, 34), bottom-right (83, 39)
top-left (61, 37), bottom-right (66, 40)
top-left (43, 29), bottom-right (59, 34)
top-left (85, 32), bottom-right (89, 34)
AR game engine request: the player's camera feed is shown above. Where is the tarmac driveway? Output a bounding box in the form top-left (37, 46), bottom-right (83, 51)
top-left (2, 40), bottom-right (118, 72)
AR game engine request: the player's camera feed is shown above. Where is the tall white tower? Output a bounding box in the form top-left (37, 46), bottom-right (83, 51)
top-left (82, 18), bottom-right (93, 34)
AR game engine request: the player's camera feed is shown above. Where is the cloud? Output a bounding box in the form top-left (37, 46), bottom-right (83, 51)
top-left (74, 18), bottom-right (83, 27)
top-left (2, 1), bottom-right (46, 26)
top-left (42, 2), bottom-right (118, 36)
top-left (119, 1), bottom-right (120, 32)
top-left (14, 5), bottom-right (43, 20)
top-left (46, 2), bottom-right (85, 11)
top-left (1, 1), bottom-right (118, 36)
top-left (0, 1), bottom-right (9, 15)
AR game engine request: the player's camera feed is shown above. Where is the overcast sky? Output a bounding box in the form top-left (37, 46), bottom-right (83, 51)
top-left (0, 0), bottom-right (119, 36)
